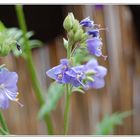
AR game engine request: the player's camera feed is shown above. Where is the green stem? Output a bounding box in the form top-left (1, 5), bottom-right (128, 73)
top-left (63, 43), bottom-right (72, 135)
top-left (15, 5), bottom-right (53, 135)
top-left (64, 84), bottom-right (71, 135)
top-left (0, 111), bottom-right (9, 133)
top-left (0, 127), bottom-right (9, 135)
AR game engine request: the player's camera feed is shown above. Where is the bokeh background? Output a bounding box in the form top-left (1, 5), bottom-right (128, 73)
top-left (0, 5), bottom-right (140, 135)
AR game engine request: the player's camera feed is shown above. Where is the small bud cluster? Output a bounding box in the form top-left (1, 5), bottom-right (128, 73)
top-left (0, 22), bottom-right (22, 57)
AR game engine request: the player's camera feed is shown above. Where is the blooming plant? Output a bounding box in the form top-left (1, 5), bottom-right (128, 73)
top-left (44, 13), bottom-right (107, 134)
top-left (0, 6), bottom-right (131, 135)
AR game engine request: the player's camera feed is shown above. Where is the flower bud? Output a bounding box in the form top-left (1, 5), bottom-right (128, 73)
top-left (63, 13), bottom-right (75, 31)
top-left (74, 29), bottom-right (83, 42)
top-left (68, 30), bottom-right (74, 40)
top-left (63, 38), bottom-right (68, 49)
top-left (0, 45), bottom-right (11, 56)
top-left (80, 33), bottom-right (88, 43)
top-left (73, 20), bottom-right (80, 33)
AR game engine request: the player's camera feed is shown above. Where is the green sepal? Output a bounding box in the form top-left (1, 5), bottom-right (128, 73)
top-left (72, 87), bottom-right (85, 94)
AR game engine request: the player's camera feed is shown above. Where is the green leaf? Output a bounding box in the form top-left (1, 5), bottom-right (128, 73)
top-left (95, 111), bottom-right (132, 135)
top-left (38, 82), bottom-right (64, 119)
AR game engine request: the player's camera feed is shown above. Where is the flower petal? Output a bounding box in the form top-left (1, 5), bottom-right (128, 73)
top-left (0, 90), bottom-right (9, 109)
top-left (88, 77), bottom-right (105, 89)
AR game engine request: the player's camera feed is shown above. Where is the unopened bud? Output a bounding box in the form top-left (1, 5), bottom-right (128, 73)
top-left (63, 13), bottom-right (75, 31)
top-left (74, 29), bottom-right (83, 42)
top-left (63, 38), bottom-right (68, 49)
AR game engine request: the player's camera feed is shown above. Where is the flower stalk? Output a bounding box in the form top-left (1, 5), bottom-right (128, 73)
top-left (0, 111), bottom-right (9, 134)
top-left (15, 5), bottom-right (53, 135)
top-left (46, 13), bottom-right (108, 135)
top-left (64, 84), bottom-right (71, 135)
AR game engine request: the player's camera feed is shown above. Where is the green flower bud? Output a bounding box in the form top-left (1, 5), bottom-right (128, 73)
top-left (63, 38), bottom-right (68, 49)
top-left (68, 30), bottom-right (74, 40)
top-left (74, 29), bottom-right (83, 42)
top-left (80, 33), bottom-right (88, 43)
top-left (69, 13), bottom-right (75, 23)
top-left (0, 44), bottom-right (11, 56)
top-left (63, 13), bottom-right (75, 31)
top-left (73, 20), bottom-right (80, 33)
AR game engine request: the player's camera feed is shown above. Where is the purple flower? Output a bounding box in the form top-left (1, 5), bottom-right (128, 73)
top-left (80, 17), bottom-right (94, 27)
top-left (87, 29), bottom-right (100, 38)
top-left (84, 59), bottom-right (107, 89)
top-left (46, 59), bottom-right (70, 84)
top-left (65, 65), bottom-right (88, 89)
top-left (86, 38), bottom-right (103, 57)
top-left (0, 68), bottom-right (19, 109)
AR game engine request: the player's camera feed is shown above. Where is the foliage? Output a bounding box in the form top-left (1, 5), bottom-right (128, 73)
top-left (95, 111), bottom-right (132, 135)
top-left (38, 82), bottom-right (65, 119)
top-left (0, 21), bottom-right (42, 58)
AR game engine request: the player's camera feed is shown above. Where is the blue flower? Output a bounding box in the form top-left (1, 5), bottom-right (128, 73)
top-left (46, 59), bottom-right (70, 84)
top-left (84, 59), bottom-right (107, 89)
top-left (80, 17), bottom-right (94, 27)
top-left (86, 38), bottom-right (103, 57)
top-left (0, 68), bottom-right (20, 109)
top-left (87, 29), bottom-right (100, 38)
top-left (65, 65), bottom-right (88, 89)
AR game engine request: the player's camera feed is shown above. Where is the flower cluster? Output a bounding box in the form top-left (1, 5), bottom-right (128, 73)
top-left (80, 17), bottom-right (107, 60)
top-left (46, 13), bottom-right (107, 92)
top-left (47, 14), bottom-right (107, 91)
top-left (47, 59), bottom-right (107, 90)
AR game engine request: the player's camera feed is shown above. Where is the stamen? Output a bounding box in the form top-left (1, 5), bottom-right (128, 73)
top-left (14, 99), bottom-right (24, 107)
top-left (99, 27), bottom-right (108, 31)
top-left (57, 74), bottom-right (63, 79)
top-left (101, 54), bottom-right (108, 61)
top-left (93, 24), bottom-right (101, 28)
top-left (61, 65), bottom-right (67, 70)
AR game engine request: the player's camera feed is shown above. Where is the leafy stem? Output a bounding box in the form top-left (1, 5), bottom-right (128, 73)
top-left (0, 127), bottom-right (9, 135)
top-left (15, 5), bottom-right (54, 135)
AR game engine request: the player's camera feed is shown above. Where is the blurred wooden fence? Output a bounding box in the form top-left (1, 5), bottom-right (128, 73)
top-left (0, 5), bottom-right (140, 135)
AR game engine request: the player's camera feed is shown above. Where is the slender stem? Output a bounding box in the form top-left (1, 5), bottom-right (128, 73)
top-left (0, 127), bottom-right (9, 135)
top-left (0, 111), bottom-right (9, 133)
top-left (63, 42), bottom-right (72, 135)
top-left (15, 5), bottom-right (53, 135)
top-left (64, 84), bottom-right (71, 135)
